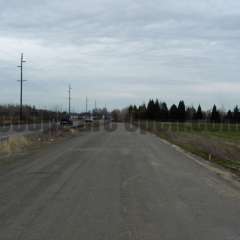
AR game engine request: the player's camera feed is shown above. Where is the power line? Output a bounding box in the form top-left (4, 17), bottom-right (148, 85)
top-left (17, 53), bottom-right (27, 122)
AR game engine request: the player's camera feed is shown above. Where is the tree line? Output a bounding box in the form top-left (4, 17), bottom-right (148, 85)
top-left (0, 104), bottom-right (110, 124)
top-left (0, 104), bottom-right (68, 124)
top-left (128, 99), bottom-right (240, 123)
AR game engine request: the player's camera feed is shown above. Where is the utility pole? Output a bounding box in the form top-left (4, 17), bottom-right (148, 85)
top-left (86, 97), bottom-right (88, 113)
top-left (17, 53), bottom-right (26, 122)
top-left (68, 84), bottom-right (72, 116)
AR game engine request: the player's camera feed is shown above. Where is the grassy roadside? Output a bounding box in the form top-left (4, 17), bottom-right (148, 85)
top-left (0, 121), bottom-right (103, 165)
top-left (135, 121), bottom-right (240, 175)
top-left (0, 127), bottom-right (79, 164)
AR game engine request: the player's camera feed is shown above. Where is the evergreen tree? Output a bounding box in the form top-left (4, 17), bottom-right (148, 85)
top-left (169, 104), bottom-right (178, 121)
top-left (128, 105), bottom-right (133, 113)
top-left (138, 104), bottom-right (147, 119)
top-left (154, 99), bottom-right (161, 120)
top-left (233, 106), bottom-right (240, 123)
top-left (226, 110), bottom-right (233, 122)
top-left (186, 106), bottom-right (196, 121)
top-left (159, 102), bottom-right (168, 121)
top-left (177, 100), bottom-right (186, 122)
top-left (147, 99), bottom-right (155, 120)
top-left (211, 105), bottom-right (221, 122)
top-left (128, 100), bottom-right (240, 124)
top-left (195, 105), bottom-right (203, 120)
top-left (128, 105), bottom-right (133, 119)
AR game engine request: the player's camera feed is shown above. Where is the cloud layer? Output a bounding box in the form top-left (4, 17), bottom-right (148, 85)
top-left (0, 0), bottom-right (240, 111)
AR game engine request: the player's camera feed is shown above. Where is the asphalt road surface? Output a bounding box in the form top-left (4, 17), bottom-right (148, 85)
top-left (0, 123), bottom-right (240, 240)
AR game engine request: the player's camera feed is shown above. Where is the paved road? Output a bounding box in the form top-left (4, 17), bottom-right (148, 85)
top-left (0, 123), bottom-right (240, 240)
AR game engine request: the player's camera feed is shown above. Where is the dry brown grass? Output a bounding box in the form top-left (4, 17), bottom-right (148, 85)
top-left (0, 136), bottom-right (31, 156)
top-left (0, 126), bottom-right (83, 161)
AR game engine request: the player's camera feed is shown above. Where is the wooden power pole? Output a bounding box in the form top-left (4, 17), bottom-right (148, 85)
top-left (17, 53), bottom-right (26, 121)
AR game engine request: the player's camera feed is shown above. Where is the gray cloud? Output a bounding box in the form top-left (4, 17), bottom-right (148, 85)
top-left (0, 0), bottom-right (240, 110)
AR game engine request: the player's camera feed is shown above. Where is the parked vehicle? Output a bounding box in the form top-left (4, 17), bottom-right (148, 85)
top-left (85, 118), bottom-right (93, 123)
top-left (60, 117), bottom-right (73, 126)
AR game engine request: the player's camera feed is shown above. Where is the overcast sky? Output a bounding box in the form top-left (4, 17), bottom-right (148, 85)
top-left (0, 0), bottom-right (240, 111)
